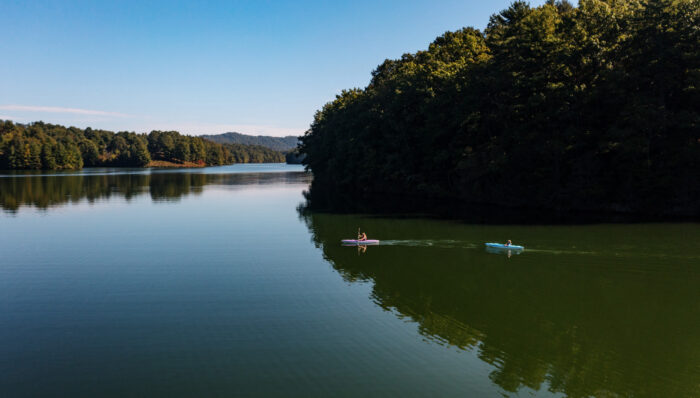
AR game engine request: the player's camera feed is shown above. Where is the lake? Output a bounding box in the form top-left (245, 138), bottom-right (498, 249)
top-left (1, 164), bottom-right (699, 397)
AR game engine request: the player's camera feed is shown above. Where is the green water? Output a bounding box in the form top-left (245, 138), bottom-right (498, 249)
top-left (1, 164), bottom-right (699, 397)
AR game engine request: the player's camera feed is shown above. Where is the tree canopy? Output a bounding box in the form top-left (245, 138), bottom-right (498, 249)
top-left (0, 121), bottom-right (284, 170)
top-left (300, 0), bottom-right (700, 216)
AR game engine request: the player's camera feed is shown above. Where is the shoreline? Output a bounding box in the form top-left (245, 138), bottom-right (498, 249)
top-left (146, 160), bottom-right (206, 168)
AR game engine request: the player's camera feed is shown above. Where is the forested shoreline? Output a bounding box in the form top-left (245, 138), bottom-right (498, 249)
top-left (300, 0), bottom-right (700, 217)
top-left (201, 132), bottom-right (298, 152)
top-left (0, 120), bottom-right (284, 170)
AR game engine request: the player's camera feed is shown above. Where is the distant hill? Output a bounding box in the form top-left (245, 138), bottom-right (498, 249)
top-left (201, 132), bottom-right (299, 152)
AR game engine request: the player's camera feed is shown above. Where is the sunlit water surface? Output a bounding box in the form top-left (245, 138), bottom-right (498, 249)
top-left (1, 164), bottom-right (699, 397)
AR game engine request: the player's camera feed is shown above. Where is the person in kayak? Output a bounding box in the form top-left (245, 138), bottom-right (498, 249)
top-left (357, 228), bottom-right (367, 241)
top-left (505, 240), bottom-right (512, 246)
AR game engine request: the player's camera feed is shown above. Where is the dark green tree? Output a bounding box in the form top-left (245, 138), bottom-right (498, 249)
top-left (300, 0), bottom-right (700, 217)
top-left (0, 120), bottom-right (284, 170)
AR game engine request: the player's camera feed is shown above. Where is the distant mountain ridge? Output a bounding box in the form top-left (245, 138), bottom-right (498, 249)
top-left (201, 132), bottom-right (299, 152)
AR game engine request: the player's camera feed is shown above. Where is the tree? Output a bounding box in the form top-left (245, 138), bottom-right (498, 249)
top-left (174, 139), bottom-right (191, 162)
top-left (131, 138), bottom-right (151, 166)
top-left (41, 143), bottom-right (57, 170)
top-left (79, 140), bottom-right (100, 166)
top-left (300, 0), bottom-right (700, 216)
top-left (0, 121), bottom-right (286, 170)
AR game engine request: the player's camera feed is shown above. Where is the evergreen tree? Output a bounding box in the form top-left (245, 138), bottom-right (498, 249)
top-left (300, 0), bottom-right (700, 216)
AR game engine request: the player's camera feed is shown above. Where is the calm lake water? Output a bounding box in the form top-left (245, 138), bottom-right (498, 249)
top-left (1, 164), bottom-right (699, 397)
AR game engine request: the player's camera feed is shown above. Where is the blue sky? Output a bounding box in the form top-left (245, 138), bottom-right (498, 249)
top-left (0, 0), bottom-right (545, 136)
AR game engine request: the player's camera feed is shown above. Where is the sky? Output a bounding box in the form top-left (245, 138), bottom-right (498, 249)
top-left (0, 0), bottom-right (545, 137)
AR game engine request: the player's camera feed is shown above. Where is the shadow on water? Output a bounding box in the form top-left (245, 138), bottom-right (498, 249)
top-left (0, 169), bottom-right (311, 213)
top-left (300, 209), bottom-right (700, 397)
top-left (301, 185), bottom-right (700, 224)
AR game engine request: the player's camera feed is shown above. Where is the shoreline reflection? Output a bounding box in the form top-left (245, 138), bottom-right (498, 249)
top-left (301, 210), bottom-right (700, 397)
top-left (1, 170), bottom-right (310, 213)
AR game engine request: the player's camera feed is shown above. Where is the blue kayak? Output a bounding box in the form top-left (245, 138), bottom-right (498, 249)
top-left (485, 242), bottom-right (524, 250)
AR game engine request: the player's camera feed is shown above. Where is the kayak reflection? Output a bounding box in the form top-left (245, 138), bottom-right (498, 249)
top-left (485, 246), bottom-right (522, 257)
top-left (301, 210), bottom-right (700, 397)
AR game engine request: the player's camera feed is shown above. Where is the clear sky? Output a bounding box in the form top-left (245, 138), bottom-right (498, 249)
top-left (1, 0), bottom-right (545, 136)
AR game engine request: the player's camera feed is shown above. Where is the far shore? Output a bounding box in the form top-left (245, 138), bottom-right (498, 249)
top-left (147, 160), bottom-right (206, 168)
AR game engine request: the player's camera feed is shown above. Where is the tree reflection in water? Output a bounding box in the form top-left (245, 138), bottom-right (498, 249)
top-left (0, 171), bottom-right (310, 213)
top-left (301, 210), bottom-right (700, 398)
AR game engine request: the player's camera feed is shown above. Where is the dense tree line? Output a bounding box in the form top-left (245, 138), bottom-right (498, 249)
top-left (300, 0), bottom-right (700, 216)
top-left (146, 129), bottom-right (283, 165)
top-left (0, 120), bottom-right (284, 170)
top-left (201, 132), bottom-right (299, 152)
top-left (284, 149), bottom-right (306, 164)
top-left (224, 142), bottom-right (284, 164)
